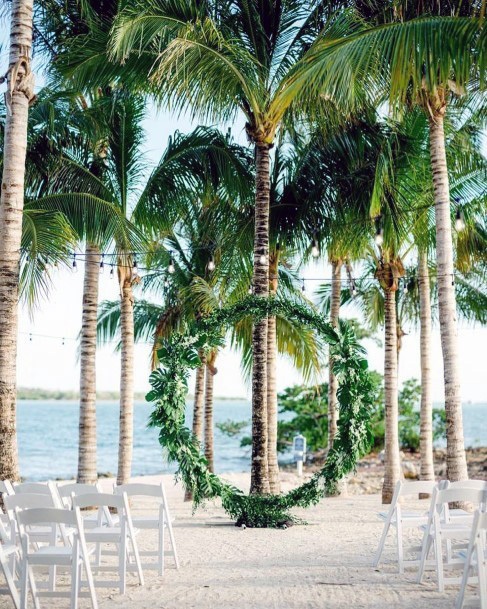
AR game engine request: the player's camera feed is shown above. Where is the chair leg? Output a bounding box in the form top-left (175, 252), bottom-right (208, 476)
top-left (396, 522), bottom-right (404, 574)
top-left (120, 536), bottom-right (127, 595)
top-left (166, 519), bottom-right (179, 570)
top-left (436, 538), bottom-right (445, 593)
top-left (417, 533), bottom-right (433, 584)
top-left (28, 567), bottom-right (40, 609)
top-left (373, 520), bottom-right (391, 568)
top-left (455, 551), bottom-right (472, 609)
top-left (478, 553), bottom-right (487, 609)
top-left (20, 559), bottom-right (29, 609)
top-left (82, 555), bottom-right (98, 609)
top-left (158, 523), bottom-right (164, 577)
top-left (1, 555), bottom-right (20, 609)
top-left (129, 533), bottom-right (144, 586)
top-left (70, 558), bottom-right (80, 609)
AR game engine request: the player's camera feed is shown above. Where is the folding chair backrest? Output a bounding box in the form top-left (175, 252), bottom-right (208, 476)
top-left (16, 507), bottom-right (78, 529)
top-left (72, 492), bottom-right (126, 512)
top-left (397, 480), bottom-right (437, 497)
top-left (13, 482), bottom-right (51, 495)
top-left (57, 482), bottom-right (102, 507)
top-left (114, 482), bottom-right (164, 500)
top-left (4, 493), bottom-right (56, 514)
top-left (14, 481), bottom-right (64, 508)
top-left (435, 487), bottom-right (487, 515)
top-left (446, 480), bottom-right (487, 491)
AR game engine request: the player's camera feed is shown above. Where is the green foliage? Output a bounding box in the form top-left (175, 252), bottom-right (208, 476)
top-left (216, 419), bottom-right (249, 437)
top-left (277, 384), bottom-right (328, 453)
top-left (146, 295), bottom-right (374, 528)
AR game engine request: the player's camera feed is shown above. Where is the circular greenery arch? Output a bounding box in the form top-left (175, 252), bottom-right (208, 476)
top-left (147, 295), bottom-right (374, 528)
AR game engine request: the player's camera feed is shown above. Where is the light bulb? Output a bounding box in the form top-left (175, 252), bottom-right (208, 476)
top-left (207, 257), bottom-right (215, 272)
top-left (248, 286), bottom-right (252, 294)
top-left (311, 239), bottom-right (319, 258)
top-left (301, 280), bottom-right (305, 293)
top-left (164, 278), bottom-right (170, 289)
top-left (72, 254), bottom-right (78, 273)
top-left (374, 227), bottom-right (384, 246)
top-left (110, 266), bottom-right (114, 278)
top-left (168, 258), bottom-right (175, 274)
top-left (259, 254), bottom-right (267, 265)
top-left (403, 284), bottom-right (408, 294)
top-left (455, 209), bottom-right (465, 231)
top-left (99, 256), bottom-right (105, 274)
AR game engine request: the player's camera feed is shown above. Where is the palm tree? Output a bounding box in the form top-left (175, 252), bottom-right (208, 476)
top-left (294, 5), bottom-right (486, 482)
top-left (111, 0), bottom-right (358, 494)
top-left (0, 0), bottom-right (35, 481)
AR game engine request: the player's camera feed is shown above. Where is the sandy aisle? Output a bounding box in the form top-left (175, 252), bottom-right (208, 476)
top-left (1, 472), bottom-right (466, 609)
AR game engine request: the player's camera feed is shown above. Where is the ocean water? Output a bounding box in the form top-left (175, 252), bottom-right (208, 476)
top-left (16, 400), bottom-right (487, 482)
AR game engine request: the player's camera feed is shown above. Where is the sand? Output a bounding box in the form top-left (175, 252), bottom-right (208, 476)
top-left (1, 471), bottom-right (472, 609)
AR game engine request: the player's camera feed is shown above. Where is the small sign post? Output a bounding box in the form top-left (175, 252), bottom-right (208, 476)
top-left (292, 434), bottom-right (307, 477)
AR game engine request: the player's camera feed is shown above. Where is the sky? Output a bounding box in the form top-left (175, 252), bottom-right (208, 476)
top-left (0, 25), bottom-right (485, 403)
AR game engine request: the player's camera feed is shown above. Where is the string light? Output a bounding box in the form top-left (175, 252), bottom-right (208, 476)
top-left (455, 209), bottom-right (465, 232)
top-left (403, 279), bottom-right (408, 294)
top-left (133, 255), bottom-right (138, 269)
top-left (168, 254), bottom-right (175, 275)
top-left (374, 217), bottom-right (384, 246)
top-left (110, 265), bottom-right (114, 278)
top-left (99, 254), bottom-right (105, 274)
top-left (248, 285), bottom-right (253, 294)
top-left (311, 237), bottom-right (319, 258)
top-left (258, 253), bottom-right (267, 265)
top-left (72, 253), bottom-right (77, 273)
top-left (164, 276), bottom-right (170, 289)
top-left (301, 279), bottom-right (306, 292)
top-left (207, 255), bottom-right (216, 272)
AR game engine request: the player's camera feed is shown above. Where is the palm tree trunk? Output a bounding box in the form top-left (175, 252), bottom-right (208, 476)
top-left (250, 142), bottom-right (271, 495)
top-left (0, 0), bottom-right (34, 482)
top-left (184, 352), bottom-right (206, 501)
top-left (429, 113), bottom-right (468, 482)
top-left (382, 289), bottom-right (401, 504)
top-left (418, 251), bottom-right (434, 485)
top-left (204, 352), bottom-right (217, 473)
top-left (193, 351), bottom-right (206, 443)
top-left (327, 259), bottom-right (342, 449)
top-left (77, 243), bottom-right (100, 483)
top-left (117, 271), bottom-right (135, 486)
top-left (267, 250), bottom-right (280, 493)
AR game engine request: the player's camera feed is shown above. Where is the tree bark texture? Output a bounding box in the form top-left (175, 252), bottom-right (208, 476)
top-left (0, 0), bottom-right (34, 482)
top-left (429, 114), bottom-right (468, 483)
top-left (77, 243), bottom-right (100, 484)
top-left (327, 259), bottom-right (342, 449)
top-left (204, 352), bottom-right (217, 473)
top-left (382, 289), bottom-right (401, 504)
top-left (184, 353), bottom-right (206, 501)
top-left (250, 143), bottom-right (271, 495)
top-left (418, 252), bottom-right (435, 485)
top-left (117, 272), bottom-right (135, 486)
top-left (267, 250), bottom-right (280, 493)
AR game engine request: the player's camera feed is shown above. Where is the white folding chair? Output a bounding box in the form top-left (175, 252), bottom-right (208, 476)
top-left (57, 483), bottom-right (117, 528)
top-left (374, 480), bottom-right (437, 573)
top-left (72, 493), bottom-right (144, 594)
top-left (417, 486), bottom-right (487, 592)
top-left (115, 483), bottom-right (179, 576)
top-left (16, 507), bottom-right (97, 609)
top-left (0, 510), bottom-right (21, 609)
top-left (13, 482), bottom-right (64, 510)
top-left (456, 508), bottom-right (487, 609)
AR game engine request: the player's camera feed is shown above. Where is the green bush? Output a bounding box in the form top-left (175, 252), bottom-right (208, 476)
top-left (276, 375), bottom-right (445, 453)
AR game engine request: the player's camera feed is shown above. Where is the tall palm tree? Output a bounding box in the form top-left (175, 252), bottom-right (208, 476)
top-left (111, 0), bottom-right (357, 494)
top-left (294, 5), bottom-right (486, 482)
top-left (0, 0), bottom-right (35, 481)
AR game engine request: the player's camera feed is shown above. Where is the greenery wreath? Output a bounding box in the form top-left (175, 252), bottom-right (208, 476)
top-left (146, 295), bottom-right (375, 528)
